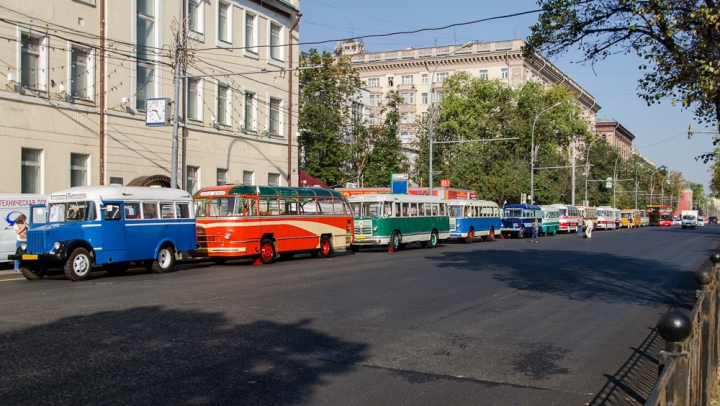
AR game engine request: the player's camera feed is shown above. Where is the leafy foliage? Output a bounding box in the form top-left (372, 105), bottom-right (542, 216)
top-left (362, 91), bottom-right (410, 187)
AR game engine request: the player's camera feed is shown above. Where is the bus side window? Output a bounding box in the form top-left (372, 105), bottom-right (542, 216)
top-left (160, 203), bottom-right (176, 218)
top-left (104, 204), bottom-right (121, 221)
top-left (247, 198), bottom-right (258, 216)
top-left (176, 202), bottom-right (191, 218)
top-left (143, 202), bottom-right (158, 219)
top-left (425, 203), bottom-right (432, 217)
top-left (125, 202), bottom-right (141, 220)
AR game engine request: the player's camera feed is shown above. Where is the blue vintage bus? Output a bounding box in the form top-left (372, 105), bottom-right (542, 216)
top-left (501, 204), bottom-right (543, 238)
top-left (447, 199), bottom-right (502, 242)
top-left (11, 186), bottom-right (197, 281)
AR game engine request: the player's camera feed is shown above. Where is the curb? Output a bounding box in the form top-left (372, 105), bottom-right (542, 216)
top-left (0, 271), bottom-right (24, 281)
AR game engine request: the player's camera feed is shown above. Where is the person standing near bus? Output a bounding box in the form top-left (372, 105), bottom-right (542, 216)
top-left (13, 214), bottom-right (28, 272)
top-left (585, 217), bottom-right (594, 239)
top-left (531, 218), bottom-right (539, 243)
top-left (578, 216), bottom-right (584, 238)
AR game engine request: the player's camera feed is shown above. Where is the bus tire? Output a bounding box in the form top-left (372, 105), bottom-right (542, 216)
top-left (465, 228), bottom-right (474, 243)
top-left (151, 245), bottom-right (176, 274)
top-left (319, 235), bottom-right (334, 258)
top-left (279, 252), bottom-right (295, 260)
top-left (21, 265), bottom-right (46, 281)
top-left (211, 257), bottom-right (228, 265)
top-left (104, 262), bottom-right (130, 276)
top-left (259, 239), bottom-right (276, 264)
top-left (389, 231), bottom-right (401, 252)
top-left (64, 247), bottom-right (93, 281)
top-left (350, 245), bottom-right (360, 253)
top-left (426, 230), bottom-right (438, 248)
top-left (485, 227), bottom-right (495, 242)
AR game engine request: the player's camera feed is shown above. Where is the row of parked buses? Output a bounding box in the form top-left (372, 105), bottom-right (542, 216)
top-left (9, 185), bottom-right (659, 282)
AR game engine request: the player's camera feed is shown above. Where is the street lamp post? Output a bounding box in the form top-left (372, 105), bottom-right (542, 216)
top-left (635, 163), bottom-right (646, 210)
top-left (530, 102), bottom-right (562, 204)
top-left (649, 169), bottom-right (661, 204)
top-left (612, 154), bottom-right (622, 208)
top-left (426, 41), bottom-right (473, 196)
top-left (584, 138), bottom-right (600, 206)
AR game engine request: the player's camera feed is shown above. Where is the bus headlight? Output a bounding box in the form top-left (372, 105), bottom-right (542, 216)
top-left (224, 233), bottom-right (231, 240)
top-left (20, 242), bottom-right (27, 251)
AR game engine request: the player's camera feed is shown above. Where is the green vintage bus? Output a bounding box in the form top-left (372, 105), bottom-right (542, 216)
top-left (349, 194), bottom-right (451, 252)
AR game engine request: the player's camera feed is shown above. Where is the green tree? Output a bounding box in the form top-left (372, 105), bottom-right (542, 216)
top-left (525, 0), bottom-right (720, 134)
top-left (298, 49), bottom-right (362, 186)
top-left (363, 91), bottom-right (409, 187)
top-left (687, 182), bottom-right (708, 211)
top-left (709, 149), bottom-right (720, 197)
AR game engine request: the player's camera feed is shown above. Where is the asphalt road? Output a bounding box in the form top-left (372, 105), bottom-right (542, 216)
top-left (0, 225), bottom-right (717, 405)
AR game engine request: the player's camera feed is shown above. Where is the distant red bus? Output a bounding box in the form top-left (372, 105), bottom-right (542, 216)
top-left (192, 185), bottom-right (354, 264)
top-left (648, 205), bottom-right (673, 226)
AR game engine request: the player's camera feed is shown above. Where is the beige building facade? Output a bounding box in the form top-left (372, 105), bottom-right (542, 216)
top-left (0, 0), bottom-right (300, 195)
top-left (595, 119), bottom-right (636, 160)
top-left (340, 39), bottom-right (600, 146)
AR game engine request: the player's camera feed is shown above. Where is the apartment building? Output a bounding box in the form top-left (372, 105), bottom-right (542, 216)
top-left (338, 39), bottom-right (601, 148)
top-left (0, 0), bottom-right (300, 194)
top-left (596, 118), bottom-right (636, 160)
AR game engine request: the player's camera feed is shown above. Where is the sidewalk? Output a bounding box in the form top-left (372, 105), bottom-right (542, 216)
top-left (0, 269), bottom-right (24, 281)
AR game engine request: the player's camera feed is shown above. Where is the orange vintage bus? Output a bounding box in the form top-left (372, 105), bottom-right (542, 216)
top-left (192, 185), bottom-right (354, 264)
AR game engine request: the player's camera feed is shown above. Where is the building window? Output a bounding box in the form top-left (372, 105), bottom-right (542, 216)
top-left (21, 148), bottom-right (42, 194)
top-left (400, 92), bottom-right (414, 104)
top-left (369, 94), bottom-right (380, 107)
top-left (70, 46), bottom-right (92, 100)
top-left (501, 68), bottom-right (508, 79)
top-left (400, 132), bottom-right (413, 144)
top-left (435, 72), bottom-right (448, 82)
top-left (368, 114), bottom-right (379, 125)
top-left (269, 98), bottom-right (281, 134)
top-left (421, 74), bottom-right (428, 84)
top-left (244, 92), bottom-right (255, 131)
top-left (216, 168), bottom-right (228, 186)
top-left (388, 77), bottom-right (394, 86)
top-left (70, 153), bottom-right (89, 187)
top-left (218, 1), bottom-right (230, 43)
top-left (479, 70), bottom-right (488, 79)
top-left (136, 0), bottom-right (156, 110)
top-left (367, 78), bottom-right (379, 87)
top-left (245, 12), bottom-right (256, 53)
top-left (270, 23), bottom-right (282, 60)
top-left (435, 90), bottom-right (442, 102)
top-left (421, 93), bottom-right (428, 104)
top-left (243, 170), bottom-right (254, 185)
top-left (186, 166), bottom-right (199, 194)
top-left (217, 84), bottom-right (229, 125)
top-left (402, 75), bottom-right (413, 85)
top-left (268, 173), bottom-right (280, 187)
top-left (400, 112), bottom-right (415, 124)
top-left (21, 34), bottom-right (46, 91)
top-left (187, 77), bottom-right (201, 120)
top-left (188, 0), bottom-right (203, 34)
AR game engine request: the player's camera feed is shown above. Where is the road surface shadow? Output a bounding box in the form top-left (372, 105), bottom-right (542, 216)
top-left (0, 307), bottom-right (368, 405)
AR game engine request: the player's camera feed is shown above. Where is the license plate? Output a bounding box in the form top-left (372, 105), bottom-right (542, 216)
top-left (22, 254), bottom-right (38, 260)
top-left (355, 236), bottom-right (366, 240)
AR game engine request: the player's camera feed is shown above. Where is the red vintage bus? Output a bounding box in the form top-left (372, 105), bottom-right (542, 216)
top-left (648, 205), bottom-right (673, 226)
top-left (192, 185), bottom-right (354, 264)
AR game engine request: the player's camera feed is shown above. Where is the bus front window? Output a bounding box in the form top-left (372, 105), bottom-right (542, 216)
top-left (355, 202), bottom-right (381, 218)
top-left (449, 206), bottom-right (463, 218)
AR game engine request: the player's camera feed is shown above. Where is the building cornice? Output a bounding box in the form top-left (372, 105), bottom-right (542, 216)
top-left (248, 0), bottom-right (298, 17)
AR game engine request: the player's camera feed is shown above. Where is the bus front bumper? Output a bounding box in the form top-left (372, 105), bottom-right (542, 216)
top-left (351, 235), bottom-right (388, 246)
top-left (9, 253), bottom-right (66, 266)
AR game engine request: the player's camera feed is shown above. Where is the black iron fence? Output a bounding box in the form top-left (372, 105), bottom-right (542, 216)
top-left (645, 254), bottom-right (720, 405)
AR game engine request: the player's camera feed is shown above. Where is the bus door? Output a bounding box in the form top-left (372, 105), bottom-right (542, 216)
top-left (100, 201), bottom-right (128, 260)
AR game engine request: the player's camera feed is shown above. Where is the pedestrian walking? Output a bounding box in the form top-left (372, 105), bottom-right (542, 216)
top-left (531, 218), bottom-right (539, 243)
top-left (615, 216), bottom-right (620, 231)
top-left (577, 216), bottom-right (584, 237)
top-left (13, 214), bottom-right (28, 272)
top-left (585, 217), bottom-right (594, 239)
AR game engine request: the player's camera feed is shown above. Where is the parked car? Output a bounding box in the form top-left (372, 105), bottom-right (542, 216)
top-left (673, 217), bottom-right (682, 226)
top-left (698, 217), bottom-right (706, 227)
top-left (709, 216), bottom-right (718, 224)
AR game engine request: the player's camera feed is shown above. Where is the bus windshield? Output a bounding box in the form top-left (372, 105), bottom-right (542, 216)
top-left (505, 208), bottom-right (522, 217)
top-left (353, 202), bottom-right (382, 218)
top-left (449, 205), bottom-right (464, 218)
top-left (48, 201), bottom-right (96, 222)
top-left (557, 209), bottom-right (567, 216)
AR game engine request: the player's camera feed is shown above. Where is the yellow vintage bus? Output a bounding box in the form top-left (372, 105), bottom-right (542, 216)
top-left (620, 209), bottom-right (636, 228)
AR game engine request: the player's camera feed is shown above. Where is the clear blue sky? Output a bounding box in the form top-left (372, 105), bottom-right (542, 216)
top-left (298, 0), bottom-right (715, 191)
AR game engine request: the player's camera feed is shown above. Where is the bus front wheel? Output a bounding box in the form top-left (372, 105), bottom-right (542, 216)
top-left (259, 239), bottom-right (276, 264)
top-left (465, 228), bottom-right (474, 243)
top-left (21, 265), bottom-right (46, 281)
top-left (64, 247), bottom-right (93, 281)
top-left (389, 231), bottom-right (401, 252)
top-left (319, 236), bottom-right (334, 258)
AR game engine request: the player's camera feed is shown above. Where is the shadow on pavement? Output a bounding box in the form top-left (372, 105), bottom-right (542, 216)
top-left (0, 307), bottom-right (368, 405)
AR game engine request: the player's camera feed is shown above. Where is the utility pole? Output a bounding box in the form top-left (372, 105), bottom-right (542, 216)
top-left (571, 139), bottom-right (576, 205)
top-left (170, 2), bottom-right (182, 189)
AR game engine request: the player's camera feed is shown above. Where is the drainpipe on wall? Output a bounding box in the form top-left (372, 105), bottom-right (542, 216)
top-left (99, 0), bottom-right (106, 185)
top-left (287, 12), bottom-right (301, 187)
